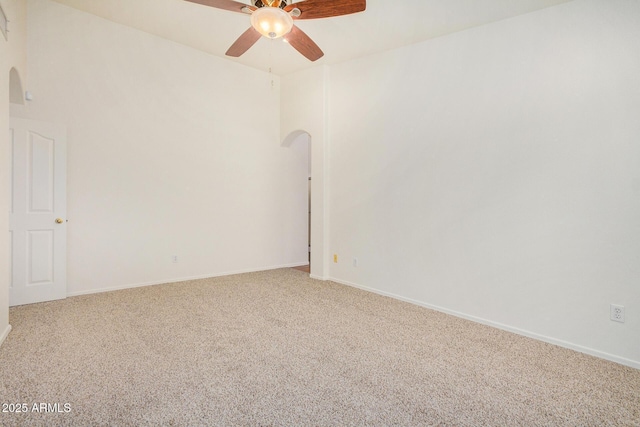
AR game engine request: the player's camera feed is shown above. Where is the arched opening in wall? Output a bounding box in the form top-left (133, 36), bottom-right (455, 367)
top-left (9, 68), bottom-right (24, 105)
top-left (282, 130), bottom-right (311, 274)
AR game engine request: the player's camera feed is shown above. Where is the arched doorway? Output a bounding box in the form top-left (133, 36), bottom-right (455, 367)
top-left (9, 67), bottom-right (24, 105)
top-left (282, 130), bottom-right (311, 273)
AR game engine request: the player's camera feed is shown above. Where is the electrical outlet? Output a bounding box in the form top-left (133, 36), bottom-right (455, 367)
top-left (172, 255), bottom-right (178, 263)
top-left (333, 254), bottom-right (338, 263)
top-left (610, 304), bottom-right (625, 323)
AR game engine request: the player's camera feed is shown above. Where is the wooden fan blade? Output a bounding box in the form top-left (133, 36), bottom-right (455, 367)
top-left (283, 26), bottom-right (324, 61)
top-left (226, 27), bottom-right (261, 57)
top-left (284, 0), bottom-right (365, 19)
top-left (184, 0), bottom-right (250, 14)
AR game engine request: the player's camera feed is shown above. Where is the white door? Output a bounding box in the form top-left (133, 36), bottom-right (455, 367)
top-left (9, 118), bottom-right (67, 306)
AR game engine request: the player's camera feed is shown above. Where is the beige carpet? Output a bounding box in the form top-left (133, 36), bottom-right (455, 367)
top-left (0, 268), bottom-right (638, 426)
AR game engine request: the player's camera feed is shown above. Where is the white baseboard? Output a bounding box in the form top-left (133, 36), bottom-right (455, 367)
top-left (67, 263), bottom-right (308, 297)
top-left (310, 274), bottom-right (328, 281)
top-left (329, 276), bottom-right (640, 371)
top-left (0, 324), bottom-right (12, 348)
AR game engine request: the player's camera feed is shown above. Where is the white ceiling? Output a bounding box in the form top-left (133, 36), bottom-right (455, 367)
top-left (50, 0), bottom-right (574, 75)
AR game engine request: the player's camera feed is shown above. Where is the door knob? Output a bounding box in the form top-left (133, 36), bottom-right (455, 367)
top-left (55, 218), bottom-right (64, 224)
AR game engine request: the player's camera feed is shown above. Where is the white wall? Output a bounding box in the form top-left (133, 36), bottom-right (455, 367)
top-left (0, 0), bottom-right (27, 346)
top-left (11, 0), bottom-right (308, 295)
top-left (327, 0), bottom-right (640, 368)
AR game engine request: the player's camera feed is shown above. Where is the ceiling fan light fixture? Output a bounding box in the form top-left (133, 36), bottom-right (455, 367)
top-left (250, 6), bottom-right (293, 39)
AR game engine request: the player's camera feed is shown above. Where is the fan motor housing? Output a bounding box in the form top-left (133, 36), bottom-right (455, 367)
top-left (252, 0), bottom-right (289, 9)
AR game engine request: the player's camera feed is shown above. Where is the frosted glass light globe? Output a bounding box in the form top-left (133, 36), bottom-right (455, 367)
top-left (251, 7), bottom-right (293, 39)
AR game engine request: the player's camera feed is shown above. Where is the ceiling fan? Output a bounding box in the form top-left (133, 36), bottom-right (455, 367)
top-left (185, 0), bottom-right (366, 61)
